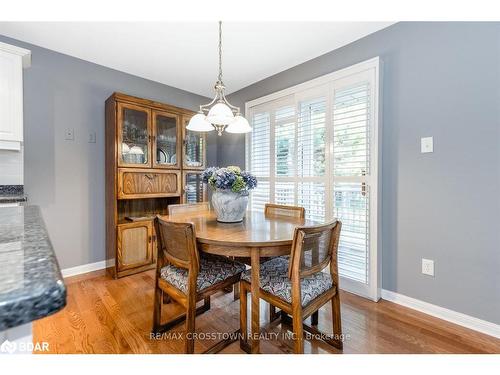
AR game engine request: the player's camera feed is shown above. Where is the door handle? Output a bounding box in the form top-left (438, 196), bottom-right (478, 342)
top-left (361, 169), bottom-right (367, 197)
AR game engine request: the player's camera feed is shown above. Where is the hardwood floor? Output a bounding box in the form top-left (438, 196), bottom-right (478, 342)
top-left (33, 269), bottom-right (500, 354)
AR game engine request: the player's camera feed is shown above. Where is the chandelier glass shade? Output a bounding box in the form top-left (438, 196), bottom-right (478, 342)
top-left (187, 21), bottom-right (252, 136)
top-left (186, 113), bottom-right (214, 132)
top-left (226, 115), bottom-right (252, 133)
top-left (206, 102), bottom-right (234, 125)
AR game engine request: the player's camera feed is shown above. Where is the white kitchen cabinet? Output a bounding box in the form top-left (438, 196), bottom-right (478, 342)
top-left (0, 42), bottom-right (31, 151)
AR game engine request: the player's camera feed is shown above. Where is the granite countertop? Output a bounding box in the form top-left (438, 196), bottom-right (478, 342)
top-left (0, 206), bottom-right (66, 331)
top-left (0, 185), bottom-right (27, 204)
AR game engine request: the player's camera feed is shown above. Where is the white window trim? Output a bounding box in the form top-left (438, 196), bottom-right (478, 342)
top-left (245, 57), bottom-right (381, 301)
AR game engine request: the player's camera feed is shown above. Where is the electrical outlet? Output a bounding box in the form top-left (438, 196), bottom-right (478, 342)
top-left (65, 128), bottom-right (74, 141)
top-left (422, 258), bottom-right (434, 276)
top-left (421, 137), bottom-right (433, 153)
top-left (88, 131), bottom-right (96, 143)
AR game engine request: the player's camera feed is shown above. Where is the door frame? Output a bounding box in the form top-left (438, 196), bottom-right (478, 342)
top-left (245, 57), bottom-right (381, 301)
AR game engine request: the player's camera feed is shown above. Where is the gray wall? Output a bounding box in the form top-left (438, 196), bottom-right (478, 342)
top-left (0, 34), bottom-right (216, 270)
top-left (224, 22), bottom-right (500, 324)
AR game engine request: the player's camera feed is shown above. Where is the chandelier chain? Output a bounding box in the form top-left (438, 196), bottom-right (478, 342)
top-left (218, 20), bottom-right (223, 83)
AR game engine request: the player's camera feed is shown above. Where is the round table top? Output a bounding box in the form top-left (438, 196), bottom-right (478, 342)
top-left (164, 210), bottom-right (316, 247)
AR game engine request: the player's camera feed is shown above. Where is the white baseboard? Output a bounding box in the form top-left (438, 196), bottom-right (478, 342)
top-left (61, 260), bottom-right (107, 278)
top-left (381, 289), bottom-right (500, 339)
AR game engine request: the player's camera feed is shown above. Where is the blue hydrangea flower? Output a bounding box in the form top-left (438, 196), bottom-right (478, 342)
top-left (201, 167), bottom-right (258, 192)
top-left (201, 166), bottom-right (217, 184)
top-left (241, 171), bottom-right (258, 190)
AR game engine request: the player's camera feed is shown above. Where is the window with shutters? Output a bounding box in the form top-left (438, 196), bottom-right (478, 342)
top-left (246, 58), bottom-right (380, 300)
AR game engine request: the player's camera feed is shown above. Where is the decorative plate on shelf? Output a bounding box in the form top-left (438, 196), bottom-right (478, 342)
top-left (157, 148), bottom-right (168, 164)
top-left (170, 153), bottom-right (176, 164)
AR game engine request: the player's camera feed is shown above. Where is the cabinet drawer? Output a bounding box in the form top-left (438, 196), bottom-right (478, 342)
top-left (118, 169), bottom-right (180, 199)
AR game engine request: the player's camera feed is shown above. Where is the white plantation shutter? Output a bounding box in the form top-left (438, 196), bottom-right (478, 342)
top-left (298, 182), bottom-right (326, 222)
top-left (333, 82), bottom-right (370, 177)
top-left (247, 93), bottom-right (327, 220)
top-left (246, 59), bottom-right (379, 300)
top-left (333, 81), bottom-right (371, 285)
top-left (296, 94), bottom-right (327, 221)
top-left (298, 97), bottom-right (326, 177)
top-left (275, 105), bottom-right (295, 177)
top-left (248, 110), bottom-right (271, 211)
top-left (275, 182), bottom-right (295, 205)
top-left (250, 111), bottom-right (271, 177)
top-left (334, 182), bottom-right (369, 283)
top-left (250, 181), bottom-right (270, 211)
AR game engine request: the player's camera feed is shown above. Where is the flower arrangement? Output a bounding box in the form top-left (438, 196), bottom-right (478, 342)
top-left (202, 166), bottom-right (257, 193)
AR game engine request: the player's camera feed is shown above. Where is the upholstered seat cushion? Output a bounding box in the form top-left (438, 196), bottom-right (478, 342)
top-left (241, 256), bottom-right (334, 306)
top-left (160, 254), bottom-right (246, 294)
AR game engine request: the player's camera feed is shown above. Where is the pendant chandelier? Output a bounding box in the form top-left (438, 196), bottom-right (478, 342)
top-left (187, 21), bottom-right (252, 136)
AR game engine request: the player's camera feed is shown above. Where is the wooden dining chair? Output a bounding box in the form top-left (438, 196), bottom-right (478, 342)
top-left (161, 202), bottom-right (211, 304)
top-left (168, 202), bottom-right (210, 215)
top-left (169, 201), bottom-right (243, 300)
top-left (234, 204), bottom-right (305, 275)
top-left (152, 216), bottom-right (246, 353)
top-left (240, 220), bottom-right (343, 354)
top-left (264, 203), bottom-right (306, 321)
top-left (264, 203), bottom-right (305, 219)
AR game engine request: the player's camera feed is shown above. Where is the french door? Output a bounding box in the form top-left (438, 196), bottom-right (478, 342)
top-left (330, 69), bottom-right (379, 300)
top-left (246, 58), bottom-right (380, 301)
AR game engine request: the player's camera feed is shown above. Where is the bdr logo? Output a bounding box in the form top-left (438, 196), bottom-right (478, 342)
top-left (1, 339), bottom-right (49, 354)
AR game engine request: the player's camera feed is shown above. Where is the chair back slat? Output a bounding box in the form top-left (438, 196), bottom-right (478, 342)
top-left (168, 202), bottom-right (210, 216)
top-left (155, 216), bottom-right (199, 271)
top-left (264, 203), bottom-right (305, 219)
top-left (288, 220), bottom-right (341, 279)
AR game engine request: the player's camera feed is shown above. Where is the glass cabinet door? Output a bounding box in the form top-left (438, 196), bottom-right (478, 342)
top-left (183, 172), bottom-right (207, 203)
top-left (118, 103), bottom-right (151, 167)
top-left (153, 111), bottom-right (180, 169)
top-left (183, 117), bottom-right (206, 169)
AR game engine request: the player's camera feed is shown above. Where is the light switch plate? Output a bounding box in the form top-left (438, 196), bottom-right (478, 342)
top-left (88, 131), bottom-right (96, 143)
top-left (421, 137), bottom-right (433, 153)
top-left (65, 128), bottom-right (74, 141)
top-left (422, 258), bottom-right (435, 276)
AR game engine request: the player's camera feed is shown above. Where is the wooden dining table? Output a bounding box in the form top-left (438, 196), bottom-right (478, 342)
top-left (164, 209), bottom-right (316, 353)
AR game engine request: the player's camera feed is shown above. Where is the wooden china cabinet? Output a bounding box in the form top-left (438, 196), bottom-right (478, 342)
top-left (106, 92), bottom-right (208, 278)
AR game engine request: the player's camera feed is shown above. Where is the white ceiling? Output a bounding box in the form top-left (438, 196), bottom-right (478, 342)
top-left (0, 22), bottom-right (394, 97)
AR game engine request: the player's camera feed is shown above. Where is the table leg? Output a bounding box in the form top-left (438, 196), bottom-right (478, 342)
top-left (250, 247), bottom-right (260, 354)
